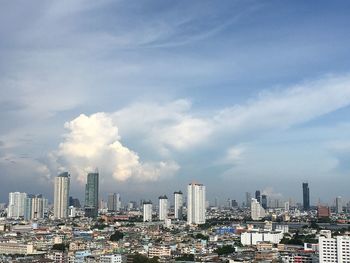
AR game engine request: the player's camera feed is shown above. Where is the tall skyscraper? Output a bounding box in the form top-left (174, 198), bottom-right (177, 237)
top-left (143, 201), bottom-right (152, 222)
top-left (261, 195), bottom-right (268, 209)
top-left (54, 172), bottom-right (70, 219)
top-left (255, 190), bottom-right (261, 203)
top-left (245, 192), bottom-right (251, 208)
top-left (251, 198), bottom-right (265, 220)
top-left (85, 172), bottom-right (99, 218)
top-left (8, 192), bottom-right (27, 219)
top-left (107, 193), bottom-right (119, 212)
top-left (187, 182), bottom-right (206, 225)
top-left (336, 196), bottom-right (342, 214)
top-left (302, 182), bottom-right (310, 210)
top-left (174, 191), bottom-right (183, 220)
top-left (158, 195), bottom-right (168, 221)
top-left (24, 194), bottom-right (45, 221)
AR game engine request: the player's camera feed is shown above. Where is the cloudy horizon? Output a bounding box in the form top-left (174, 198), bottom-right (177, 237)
top-left (1, 1), bottom-right (350, 206)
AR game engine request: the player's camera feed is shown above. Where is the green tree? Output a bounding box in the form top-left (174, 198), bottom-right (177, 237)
top-left (215, 245), bottom-right (235, 255)
top-left (110, 230), bottom-right (124, 241)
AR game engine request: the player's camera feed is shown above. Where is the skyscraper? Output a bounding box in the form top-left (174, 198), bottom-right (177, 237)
top-left (245, 192), bottom-right (251, 208)
top-left (85, 172), bottom-right (99, 218)
top-left (302, 182), bottom-right (310, 210)
top-left (8, 192), bottom-right (27, 219)
top-left (174, 191), bottom-right (183, 220)
top-left (261, 194), bottom-right (268, 209)
top-left (54, 172), bottom-right (70, 219)
top-left (107, 193), bottom-right (119, 212)
top-left (24, 194), bottom-right (45, 221)
top-left (187, 182), bottom-right (206, 225)
top-left (143, 201), bottom-right (152, 222)
top-left (255, 190), bottom-right (261, 203)
top-left (158, 195), bottom-right (168, 221)
top-left (251, 198), bottom-right (265, 220)
top-left (336, 196), bottom-right (342, 214)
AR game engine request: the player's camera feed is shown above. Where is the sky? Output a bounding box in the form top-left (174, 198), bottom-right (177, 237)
top-left (1, 0), bottom-right (350, 206)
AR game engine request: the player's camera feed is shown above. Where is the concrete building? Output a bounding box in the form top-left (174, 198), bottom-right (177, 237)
top-left (0, 243), bottom-right (34, 255)
top-left (251, 198), bottom-right (265, 220)
top-left (8, 192), bottom-right (27, 219)
top-left (54, 172), bottom-right (70, 219)
top-left (158, 195), bottom-right (168, 221)
top-left (100, 254), bottom-right (124, 263)
top-left (85, 172), bottom-right (99, 218)
top-left (319, 235), bottom-right (350, 262)
top-left (246, 192), bottom-right (252, 208)
top-left (24, 194), bottom-right (45, 221)
top-left (107, 193), bottom-right (121, 212)
top-left (336, 196), bottom-right (342, 214)
top-left (187, 182), bottom-right (206, 225)
top-left (174, 191), bottom-right (183, 220)
top-left (143, 201), bottom-right (152, 222)
top-left (241, 231), bottom-right (284, 246)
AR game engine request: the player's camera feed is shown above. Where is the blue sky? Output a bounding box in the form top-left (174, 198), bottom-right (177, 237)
top-left (1, 1), bottom-right (350, 205)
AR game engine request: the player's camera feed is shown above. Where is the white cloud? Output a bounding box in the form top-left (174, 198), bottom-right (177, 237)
top-left (53, 113), bottom-right (179, 183)
top-left (216, 74), bottom-right (350, 133)
top-left (113, 99), bottom-right (213, 153)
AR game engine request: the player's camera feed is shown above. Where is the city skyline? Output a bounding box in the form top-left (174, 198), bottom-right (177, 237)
top-left (1, 1), bottom-right (350, 202)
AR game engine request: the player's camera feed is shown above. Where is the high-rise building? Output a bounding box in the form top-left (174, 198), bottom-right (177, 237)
top-left (302, 182), bottom-right (310, 210)
top-left (319, 235), bottom-right (350, 262)
top-left (107, 193), bottom-right (119, 212)
top-left (255, 190), bottom-right (261, 204)
top-left (54, 172), bottom-right (70, 219)
top-left (158, 195), bottom-right (168, 221)
top-left (24, 194), bottom-right (45, 221)
top-left (174, 191), bottom-right (183, 220)
top-left (336, 196), bottom-right (342, 214)
top-left (251, 198), bottom-right (265, 220)
top-left (284, 201), bottom-right (290, 212)
top-left (85, 172), bottom-right (99, 218)
top-left (187, 182), bottom-right (206, 225)
top-left (69, 197), bottom-right (81, 208)
top-left (261, 195), bottom-right (268, 209)
top-left (8, 192), bottom-right (27, 219)
top-left (245, 192), bottom-right (252, 208)
top-left (143, 201), bottom-right (152, 222)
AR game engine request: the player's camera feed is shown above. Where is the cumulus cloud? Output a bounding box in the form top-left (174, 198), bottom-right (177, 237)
top-left (113, 99), bottom-right (213, 153)
top-left (53, 113), bottom-right (179, 183)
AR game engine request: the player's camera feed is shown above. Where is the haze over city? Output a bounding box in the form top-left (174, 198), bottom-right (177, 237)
top-left (1, 1), bottom-right (350, 205)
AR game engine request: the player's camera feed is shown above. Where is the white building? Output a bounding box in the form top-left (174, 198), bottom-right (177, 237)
top-left (24, 194), bottom-right (45, 220)
top-left (187, 182), bottom-right (206, 225)
top-left (251, 198), bottom-right (265, 220)
top-left (174, 191), bottom-right (183, 220)
top-left (159, 195), bottom-right (168, 221)
top-left (8, 192), bottom-right (27, 219)
top-left (100, 254), bottom-right (124, 263)
top-left (319, 235), bottom-right (350, 263)
top-left (54, 172), bottom-right (70, 219)
top-left (241, 231), bottom-right (284, 246)
top-left (284, 201), bottom-right (290, 212)
top-left (143, 202), bottom-right (152, 222)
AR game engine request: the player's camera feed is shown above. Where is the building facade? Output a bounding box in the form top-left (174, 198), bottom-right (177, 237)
top-left (8, 192), bottom-right (27, 219)
top-left (158, 195), bottom-right (168, 221)
top-left (85, 172), bottom-right (99, 218)
top-left (302, 182), bottom-right (310, 210)
top-left (187, 182), bottom-right (206, 225)
top-left (143, 202), bottom-right (152, 222)
top-left (174, 191), bottom-right (183, 220)
top-left (54, 172), bottom-right (70, 219)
